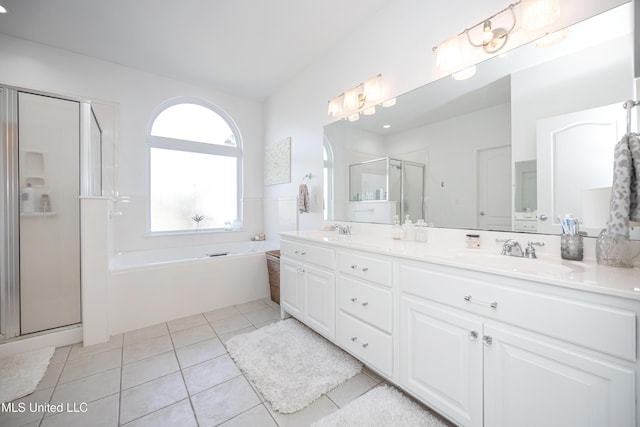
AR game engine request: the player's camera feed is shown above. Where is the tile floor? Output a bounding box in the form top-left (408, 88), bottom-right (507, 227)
top-left (0, 298), bottom-right (401, 427)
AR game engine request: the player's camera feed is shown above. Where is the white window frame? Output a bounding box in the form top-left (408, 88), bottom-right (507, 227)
top-left (146, 97), bottom-right (243, 234)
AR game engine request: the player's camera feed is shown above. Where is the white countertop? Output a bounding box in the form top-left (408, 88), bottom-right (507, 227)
top-left (280, 228), bottom-right (640, 301)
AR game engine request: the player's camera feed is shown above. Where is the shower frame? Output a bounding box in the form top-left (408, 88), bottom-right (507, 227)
top-left (0, 85), bottom-right (102, 342)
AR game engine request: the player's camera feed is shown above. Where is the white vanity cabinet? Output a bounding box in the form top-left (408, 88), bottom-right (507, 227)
top-left (399, 261), bottom-right (637, 427)
top-left (335, 250), bottom-right (394, 377)
top-left (280, 239), bottom-right (336, 340)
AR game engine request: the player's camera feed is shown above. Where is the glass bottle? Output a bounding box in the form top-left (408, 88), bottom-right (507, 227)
top-left (402, 215), bottom-right (415, 241)
top-left (392, 215), bottom-right (402, 240)
top-left (415, 219), bottom-right (428, 242)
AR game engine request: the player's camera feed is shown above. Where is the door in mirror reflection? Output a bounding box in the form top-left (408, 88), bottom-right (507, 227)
top-left (537, 103), bottom-right (625, 236)
top-left (477, 145), bottom-right (512, 231)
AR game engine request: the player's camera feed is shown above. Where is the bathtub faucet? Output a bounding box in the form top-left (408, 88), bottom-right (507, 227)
top-left (331, 224), bottom-right (352, 235)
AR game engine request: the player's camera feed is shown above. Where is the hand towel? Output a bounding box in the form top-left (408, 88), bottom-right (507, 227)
top-left (605, 133), bottom-right (640, 239)
top-left (298, 184), bottom-right (310, 213)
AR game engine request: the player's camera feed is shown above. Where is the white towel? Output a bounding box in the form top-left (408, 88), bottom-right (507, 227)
top-left (298, 184), bottom-right (310, 213)
top-left (605, 133), bottom-right (640, 239)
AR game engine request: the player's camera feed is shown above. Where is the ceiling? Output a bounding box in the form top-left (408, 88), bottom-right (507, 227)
top-left (0, 0), bottom-right (393, 100)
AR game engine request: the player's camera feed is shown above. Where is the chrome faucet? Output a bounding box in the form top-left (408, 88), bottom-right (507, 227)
top-left (498, 239), bottom-right (524, 257)
top-left (524, 241), bottom-right (545, 259)
top-left (331, 224), bottom-right (352, 235)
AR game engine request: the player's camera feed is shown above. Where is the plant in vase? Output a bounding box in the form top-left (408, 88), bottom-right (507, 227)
top-left (192, 213), bottom-right (205, 229)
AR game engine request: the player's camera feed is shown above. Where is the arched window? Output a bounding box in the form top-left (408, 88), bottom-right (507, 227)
top-left (147, 98), bottom-right (242, 233)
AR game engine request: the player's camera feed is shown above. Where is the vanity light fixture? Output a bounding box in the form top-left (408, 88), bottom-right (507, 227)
top-left (452, 65), bottom-right (477, 81)
top-left (328, 74), bottom-right (382, 120)
top-left (381, 98), bottom-right (396, 108)
top-left (0, 4), bottom-right (8, 13)
top-left (433, 0), bottom-right (560, 72)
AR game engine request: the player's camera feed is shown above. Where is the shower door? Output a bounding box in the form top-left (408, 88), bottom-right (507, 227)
top-left (1, 88), bottom-right (83, 339)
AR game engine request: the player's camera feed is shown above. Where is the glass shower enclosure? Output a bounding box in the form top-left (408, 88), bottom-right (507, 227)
top-left (348, 157), bottom-right (425, 223)
top-left (0, 87), bottom-right (102, 341)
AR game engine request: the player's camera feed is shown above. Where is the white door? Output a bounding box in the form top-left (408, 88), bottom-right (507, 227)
top-left (484, 323), bottom-right (635, 427)
top-left (304, 265), bottom-right (335, 339)
top-left (279, 258), bottom-right (304, 319)
top-left (536, 103), bottom-right (626, 235)
top-left (477, 145), bottom-right (512, 231)
top-left (399, 296), bottom-right (483, 427)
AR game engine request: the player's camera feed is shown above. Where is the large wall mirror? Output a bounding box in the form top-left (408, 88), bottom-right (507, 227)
top-left (324, 3), bottom-right (638, 239)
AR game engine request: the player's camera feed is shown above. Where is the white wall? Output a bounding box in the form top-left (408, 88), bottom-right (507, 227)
top-left (263, 0), bottom-right (627, 237)
top-left (0, 34), bottom-right (264, 253)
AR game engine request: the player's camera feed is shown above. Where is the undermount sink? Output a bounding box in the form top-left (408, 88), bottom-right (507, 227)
top-left (453, 252), bottom-right (580, 275)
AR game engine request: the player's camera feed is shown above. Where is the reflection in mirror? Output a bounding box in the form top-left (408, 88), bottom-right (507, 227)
top-left (347, 157), bottom-right (425, 224)
top-left (324, 3), bottom-right (635, 238)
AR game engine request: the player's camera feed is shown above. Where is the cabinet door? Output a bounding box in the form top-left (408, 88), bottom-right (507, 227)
top-left (484, 324), bottom-right (636, 427)
top-left (304, 265), bottom-right (335, 340)
top-left (400, 295), bottom-right (483, 427)
top-left (280, 258), bottom-right (304, 318)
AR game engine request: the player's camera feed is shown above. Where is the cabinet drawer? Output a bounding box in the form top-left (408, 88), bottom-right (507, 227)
top-left (337, 311), bottom-right (393, 377)
top-left (281, 239), bottom-right (334, 269)
top-left (337, 275), bottom-right (392, 333)
top-left (337, 251), bottom-right (392, 288)
top-left (400, 263), bottom-right (637, 361)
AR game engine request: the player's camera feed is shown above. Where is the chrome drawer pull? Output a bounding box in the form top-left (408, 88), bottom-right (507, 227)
top-left (361, 267), bottom-right (369, 272)
top-left (294, 250), bottom-right (307, 255)
top-left (351, 336), bottom-right (358, 342)
top-left (350, 297), bottom-right (358, 303)
top-left (361, 302), bottom-right (369, 307)
top-left (350, 265), bottom-right (369, 272)
top-left (464, 295), bottom-right (498, 309)
top-left (351, 264), bottom-right (358, 269)
top-left (361, 343), bottom-right (369, 348)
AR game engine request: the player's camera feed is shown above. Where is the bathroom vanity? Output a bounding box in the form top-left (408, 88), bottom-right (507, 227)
top-left (279, 228), bottom-right (640, 427)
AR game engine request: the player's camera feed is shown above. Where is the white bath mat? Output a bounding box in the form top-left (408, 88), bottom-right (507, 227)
top-left (226, 318), bottom-right (362, 413)
top-left (0, 346), bottom-right (55, 403)
top-left (311, 385), bottom-right (452, 427)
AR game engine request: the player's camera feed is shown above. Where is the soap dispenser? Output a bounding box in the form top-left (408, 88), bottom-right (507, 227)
top-left (402, 214), bottom-right (415, 241)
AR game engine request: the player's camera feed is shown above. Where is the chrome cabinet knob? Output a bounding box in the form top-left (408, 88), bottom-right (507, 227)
top-left (361, 302), bottom-right (369, 307)
top-left (483, 335), bottom-right (493, 346)
top-left (361, 343), bottom-right (369, 348)
top-left (469, 331), bottom-right (478, 340)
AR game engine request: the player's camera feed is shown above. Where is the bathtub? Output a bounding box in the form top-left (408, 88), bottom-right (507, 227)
top-left (109, 241), bottom-right (279, 335)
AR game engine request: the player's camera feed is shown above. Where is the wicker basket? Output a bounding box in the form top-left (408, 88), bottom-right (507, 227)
top-left (266, 250), bottom-right (281, 304)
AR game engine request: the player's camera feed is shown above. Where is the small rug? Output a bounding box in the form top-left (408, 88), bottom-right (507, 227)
top-left (226, 318), bottom-right (362, 413)
top-left (0, 346), bottom-right (55, 403)
top-left (311, 385), bottom-right (452, 427)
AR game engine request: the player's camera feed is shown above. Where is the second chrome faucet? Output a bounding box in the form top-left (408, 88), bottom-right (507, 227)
top-left (498, 239), bottom-right (544, 258)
